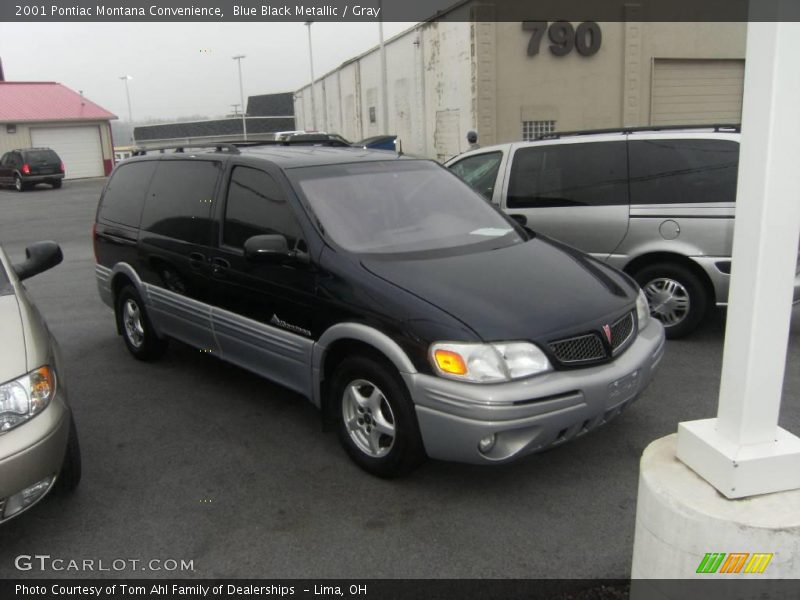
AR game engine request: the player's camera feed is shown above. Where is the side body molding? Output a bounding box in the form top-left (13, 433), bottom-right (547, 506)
top-left (311, 323), bottom-right (418, 408)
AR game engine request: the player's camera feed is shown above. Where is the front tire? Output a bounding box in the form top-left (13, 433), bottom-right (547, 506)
top-left (14, 174), bottom-right (25, 192)
top-left (633, 262), bottom-right (709, 339)
top-left (56, 416), bottom-right (81, 493)
top-left (115, 284), bottom-right (168, 360)
top-left (331, 355), bottom-right (425, 477)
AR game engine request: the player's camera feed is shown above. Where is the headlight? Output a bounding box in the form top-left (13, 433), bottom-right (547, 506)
top-left (430, 342), bottom-right (551, 383)
top-left (0, 366), bottom-right (55, 433)
top-left (636, 288), bottom-right (651, 330)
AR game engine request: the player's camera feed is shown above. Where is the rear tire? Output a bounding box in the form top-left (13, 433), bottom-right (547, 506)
top-left (633, 262), bottom-right (709, 339)
top-left (115, 284), bottom-right (168, 360)
top-left (56, 416), bottom-right (81, 493)
top-left (331, 355), bottom-right (425, 478)
top-left (14, 174), bottom-right (25, 192)
top-left (52, 179), bottom-right (62, 189)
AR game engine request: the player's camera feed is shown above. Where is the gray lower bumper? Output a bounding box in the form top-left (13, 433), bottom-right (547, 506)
top-left (404, 319), bottom-right (666, 464)
top-left (0, 393), bottom-right (70, 522)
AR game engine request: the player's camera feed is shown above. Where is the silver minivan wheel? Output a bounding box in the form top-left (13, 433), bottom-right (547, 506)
top-left (643, 277), bottom-right (690, 327)
top-left (123, 298), bottom-right (145, 348)
top-left (341, 379), bottom-right (396, 458)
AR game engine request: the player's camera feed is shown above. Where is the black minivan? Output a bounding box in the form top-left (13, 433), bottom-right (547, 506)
top-left (0, 148), bottom-right (65, 191)
top-left (93, 144), bottom-right (664, 476)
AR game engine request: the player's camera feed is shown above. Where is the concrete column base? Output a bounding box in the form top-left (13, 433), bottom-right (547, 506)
top-left (631, 434), bottom-right (800, 589)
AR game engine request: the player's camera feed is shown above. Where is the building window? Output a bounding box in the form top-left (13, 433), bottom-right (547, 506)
top-left (369, 106), bottom-right (376, 124)
top-left (522, 120), bottom-right (556, 141)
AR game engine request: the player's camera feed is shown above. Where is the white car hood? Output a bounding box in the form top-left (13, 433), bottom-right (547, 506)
top-left (0, 294), bottom-right (27, 384)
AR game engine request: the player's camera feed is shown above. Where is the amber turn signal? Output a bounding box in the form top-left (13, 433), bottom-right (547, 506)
top-left (433, 349), bottom-right (468, 376)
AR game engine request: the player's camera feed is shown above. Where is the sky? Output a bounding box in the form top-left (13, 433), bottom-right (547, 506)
top-left (0, 21), bottom-right (416, 122)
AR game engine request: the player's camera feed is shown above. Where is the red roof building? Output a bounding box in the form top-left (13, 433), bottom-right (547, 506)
top-left (0, 82), bottom-right (117, 179)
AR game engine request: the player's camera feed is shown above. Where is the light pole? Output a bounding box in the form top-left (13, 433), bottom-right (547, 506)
top-left (305, 21), bottom-right (317, 131)
top-left (378, 1), bottom-right (388, 132)
top-left (232, 55), bottom-right (247, 140)
top-left (119, 75), bottom-right (133, 144)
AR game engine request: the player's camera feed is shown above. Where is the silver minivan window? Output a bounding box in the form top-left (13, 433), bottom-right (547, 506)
top-left (507, 141), bottom-right (628, 208)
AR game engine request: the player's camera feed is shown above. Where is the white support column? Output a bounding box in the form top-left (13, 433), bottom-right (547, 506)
top-left (631, 17), bottom-right (800, 585)
top-left (676, 18), bottom-right (800, 499)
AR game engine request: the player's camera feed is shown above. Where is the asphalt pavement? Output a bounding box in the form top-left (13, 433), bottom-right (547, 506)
top-left (0, 179), bottom-right (797, 579)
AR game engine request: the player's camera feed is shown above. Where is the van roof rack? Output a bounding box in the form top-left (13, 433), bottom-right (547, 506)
top-left (132, 143), bottom-right (241, 156)
top-left (535, 123), bottom-right (741, 140)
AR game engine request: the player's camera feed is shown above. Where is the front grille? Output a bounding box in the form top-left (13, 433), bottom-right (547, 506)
top-left (610, 312), bottom-right (634, 353)
top-left (548, 311), bottom-right (636, 366)
top-left (549, 333), bottom-right (606, 364)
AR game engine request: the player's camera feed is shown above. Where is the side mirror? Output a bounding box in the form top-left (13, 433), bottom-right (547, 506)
top-left (508, 214), bottom-right (528, 227)
top-left (13, 241), bottom-right (63, 281)
top-left (243, 234), bottom-right (292, 262)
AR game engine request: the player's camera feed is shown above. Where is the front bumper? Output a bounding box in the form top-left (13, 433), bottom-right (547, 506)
top-left (404, 319), bottom-right (665, 464)
top-left (0, 392), bottom-right (70, 523)
top-left (694, 256), bottom-right (800, 306)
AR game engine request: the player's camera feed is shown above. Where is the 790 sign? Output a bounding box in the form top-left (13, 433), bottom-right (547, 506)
top-left (522, 21), bottom-right (602, 57)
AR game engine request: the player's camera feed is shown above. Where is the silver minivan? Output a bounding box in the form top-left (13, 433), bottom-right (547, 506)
top-left (446, 126), bottom-right (800, 338)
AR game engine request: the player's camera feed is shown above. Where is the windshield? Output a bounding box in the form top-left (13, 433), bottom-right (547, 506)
top-left (0, 251), bottom-right (12, 295)
top-left (289, 160), bottom-right (522, 254)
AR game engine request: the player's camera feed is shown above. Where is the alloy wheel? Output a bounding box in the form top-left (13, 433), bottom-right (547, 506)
top-left (123, 299), bottom-right (145, 348)
top-left (341, 379), bottom-right (396, 458)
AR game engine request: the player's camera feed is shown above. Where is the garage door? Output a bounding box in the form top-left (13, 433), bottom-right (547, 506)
top-left (651, 59), bottom-right (745, 126)
top-left (30, 126), bottom-right (104, 179)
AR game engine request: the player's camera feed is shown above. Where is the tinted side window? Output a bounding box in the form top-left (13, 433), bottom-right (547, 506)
top-left (448, 152), bottom-right (503, 201)
top-left (98, 161), bottom-right (158, 227)
top-left (223, 166), bottom-right (300, 248)
top-left (0, 153), bottom-right (10, 167)
top-left (140, 160), bottom-right (220, 245)
top-left (507, 142), bottom-right (628, 208)
top-left (629, 139), bottom-right (739, 204)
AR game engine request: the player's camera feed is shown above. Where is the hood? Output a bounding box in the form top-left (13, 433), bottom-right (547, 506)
top-left (0, 294), bottom-right (27, 384)
top-left (361, 237), bottom-right (637, 343)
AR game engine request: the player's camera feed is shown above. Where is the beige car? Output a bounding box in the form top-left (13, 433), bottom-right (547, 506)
top-left (0, 241), bottom-right (80, 523)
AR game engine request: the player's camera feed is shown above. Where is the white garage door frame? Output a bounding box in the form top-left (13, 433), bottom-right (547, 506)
top-left (650, 58), bottom-right (745, 126)
top-left (30, 124), bottom-right (105, 180)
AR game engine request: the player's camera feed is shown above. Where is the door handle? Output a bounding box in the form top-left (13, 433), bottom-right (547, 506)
top-left (211, 257), bottom-right (230, 277)
top-left (189, 252), bottom-right (206, 267)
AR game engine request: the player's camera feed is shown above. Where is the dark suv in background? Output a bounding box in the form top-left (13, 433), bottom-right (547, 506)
top-left (0, 148), bottom-right (65, 192)
top-left (94, 143), bottom-right (664, 477)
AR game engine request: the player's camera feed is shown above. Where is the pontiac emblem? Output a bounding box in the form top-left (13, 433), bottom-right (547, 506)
top-left (602, 324), bottom-right (612, 344)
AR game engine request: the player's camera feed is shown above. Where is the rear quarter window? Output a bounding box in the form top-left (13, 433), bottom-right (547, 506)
top-left (140, 160), bottom-right (220, 244)
top-left (629, 139), bottom-right (739, 204)
top-left (98, 161), bottom-right (158, 227)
